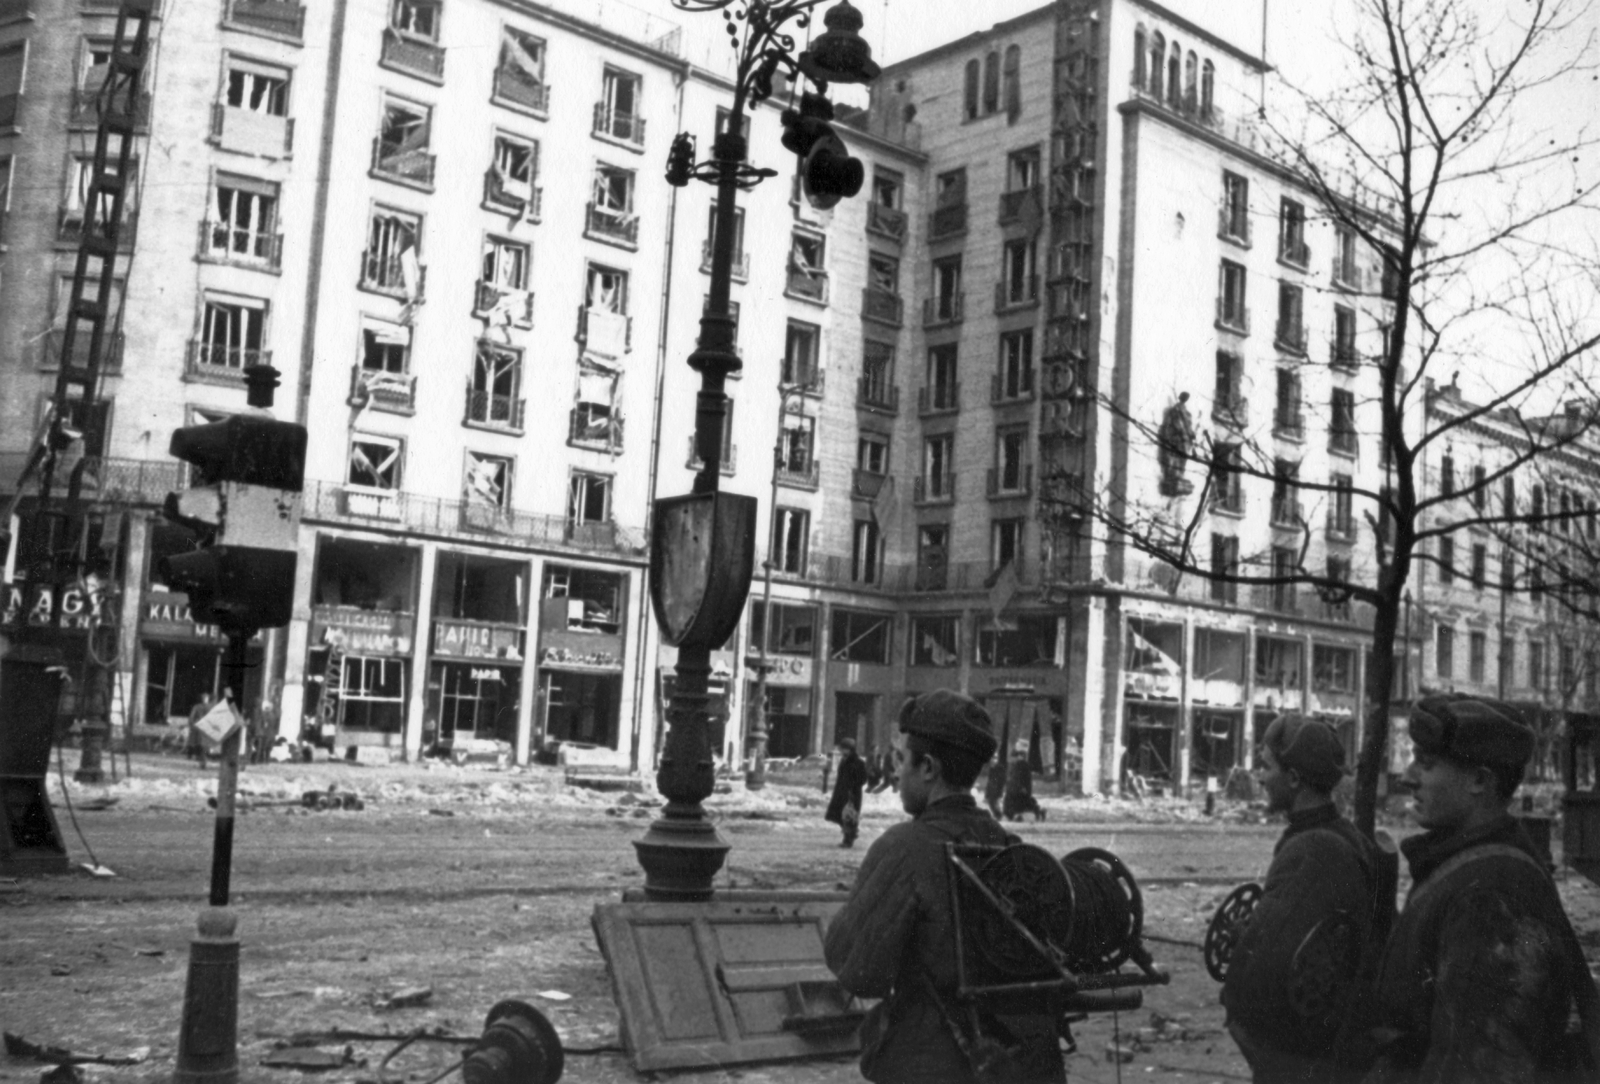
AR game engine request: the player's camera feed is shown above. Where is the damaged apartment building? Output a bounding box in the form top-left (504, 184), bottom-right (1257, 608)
top-left (0, 0), bottom-right (1421, 793)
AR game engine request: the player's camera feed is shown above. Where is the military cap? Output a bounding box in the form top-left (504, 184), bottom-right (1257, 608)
top-left (1411, 695), bottom-right (1534, 770)
top-left (1262, 713), bottom-right (1345, 792)
top-left (898, 689), bottom-right (998, 760)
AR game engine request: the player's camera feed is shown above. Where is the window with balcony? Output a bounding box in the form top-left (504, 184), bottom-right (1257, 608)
top-left (996, 330), bottom-right (1033, 400)
top-left (216, 58), bottom-right (292, 156)
top-left (1329, 473), bottom-right (1355, 539)
top-left (63, 155), bottom-right (137, 243)
top-left (993, 428), bottom-right (1029, 495)
top-left (1220, 171), bottom-right (1249, 244)
top-left (1279, 198), bottom-right (1307, 266)
top-left (999, 238), bottom-right (1037, 308)
top-left (584, 264), bottom-right (630, 357)
top-left (921, 435), bottom-right (953, 503)
top-left (384, 0), bottom-right (443, 79)
top-left (355, 317), bottom-right (413, 412)
top-left (783, 320), bottom-right (820, 387)
top-left (1330, 305), bottom-right (1357, 370)
top-left (931, 168), bottom-right (967, 238)
top-left (1270, 546), bottom-right (1298, 611)
top-left (467, 341), bottom-right (524, 431)
top-left (1006, 146), bottom-right (1040, 191)
top-left (778, 413), bottom-right (815, 486)
top-left (205, 174), bottom-right (280, 267)
top-left (1211, 441), bottom-right (1243, 513)
top-left (1330, 388), bottom-right (1357, 455)
top-left (916, 528), bottom-right (950, 593)
top-left (587, 163), bottom-right (637, 246)
top-left (358, 212), bottom-right (421, 307)
top-left (1218, 260), bottom-right (1248, 331)
top-left (374, 98), bottom-right (434, 187)
top-left (863, 251), bottom-right (901, 324)
top-left (567, 470), bottom-right (612, 531)
top-left (571, 360), bottom-right (620, 448)
top-left (1437, 624), bottom-right (1455, 680)
top-left (787, 230), bottom-right (827, 302)
top-left (349, 433), bottom-right (402, 493)
top-left (1275, 283), bottom-right (1305, 353)
top-left (1210, 534), bottom-right (1239, 603)
top-left (992, 518), bottom-right (1023, 571)
top-left (494, 27), bottom-right (547, 114)
top-left (0, 43), bottom-right (23, 128)
top-left (852, 519), bottom-right (881, 585)
top-left (703, 202), bottom-right (747, 278)
top-left (868, 168), bottom-right (906, 240)
top-left (929, 255), bottom-right (963, 324)
top-left (463, 451), bottom-right (512, 524)
top-left (771, 507), bottom-right (809, 574)
top-left (1214, 349), bottom-right (1244, 426)
top-left (477, 236), bottom-right (532, 326)
top-left (76, 38), bottom-right (113, 104)
top-left (486, 132), bottom-right (539, 217)
top-left (192, 294), bottom-right (266, 379)
top-left (909, 614), bottom-right (963, 670)
top-left (1271, 458), bottom-right (1301, 526)
top-left (1274, 368), bottom-right (1303, 439)
top-left (595, 67), bottom-right (643, 146)
top-left (686, 402), bottom-right (735, 473)
top-left (49, 274), bottom-right (125, 369)
top-left (857, 433), bottom-right (889, 477)
top-left (1334, 225), bottom-right (1360, 288)
top-left (861, 340), bottom-right (896, 410)
top-left (925, 343), bottom-right (958, 412)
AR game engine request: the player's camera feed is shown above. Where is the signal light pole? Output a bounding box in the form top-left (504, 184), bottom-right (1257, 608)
top-left (171, 364), bottom-right (305, 1084)
top-left (638, 0), bottom-right (878, 901)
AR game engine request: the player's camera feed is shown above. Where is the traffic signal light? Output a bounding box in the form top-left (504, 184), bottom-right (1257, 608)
top-left (162, 415), bottom-right (307, 636)
top-left (780, 92), bottom-right (864, 211)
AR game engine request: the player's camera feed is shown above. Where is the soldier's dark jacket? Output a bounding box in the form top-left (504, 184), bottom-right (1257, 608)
top-left (824, 793), bottom-right (1062, 1084)
top-left (1366, 815), bottom-right (1585, 1083)
top-left (1221, 804), bottom-right (1382, 1065)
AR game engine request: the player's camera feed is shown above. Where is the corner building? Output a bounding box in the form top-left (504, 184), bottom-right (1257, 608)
top-left (0, 0), bottom-right (1405, 789)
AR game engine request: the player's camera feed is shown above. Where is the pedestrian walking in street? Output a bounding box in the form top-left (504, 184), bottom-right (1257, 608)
top-left (824, 689), bottom-right (1065, 1083)
top-left (869, 747), bottom-right (897, 793)
top-left (982, 745), bottom-right (1007, 820)
top-left (825, 738), bottom-right (870, 848)
top-left (1221, 714), bottom-right (1391, 1083)
top-left (1002, 740), bottom-right (1044, 822)
top-left (1365, 695), bottom-right (1600, 1082)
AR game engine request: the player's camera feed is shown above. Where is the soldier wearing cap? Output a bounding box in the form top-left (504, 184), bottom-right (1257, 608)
top-left (1366, 695), bottom-right (1600, 1082)
top-left (824, 689), bottom-right (1065, 1083)
top-left (1222, 714), bottom-right (1391, 1082)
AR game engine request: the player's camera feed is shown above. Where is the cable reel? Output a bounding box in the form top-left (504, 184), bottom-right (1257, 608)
top-left (1203, 882), bottom-right (1262, 982)
top-left (1058, 847), bottom-right (1144, 975)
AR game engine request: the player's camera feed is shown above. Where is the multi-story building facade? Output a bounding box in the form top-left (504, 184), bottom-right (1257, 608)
top-left (3, 0), bottom-right (1470, 793)
top-left (1414, 382), bottom-right (1600, 773)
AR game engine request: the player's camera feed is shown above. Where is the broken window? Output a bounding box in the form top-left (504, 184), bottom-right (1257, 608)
top-left (573, 358), bottom-right (620, 447)
top-left (376, 98), bottom-right (432, 183)
top-left (771, 508), bottom-right (809, 574)
top-left (198, 295), bottom-right (266, 370)
top-left (65, 155), bottom-right (136, 235)
top-left (360, 318), bottom-right (409, 374)
top-left (599, 67), bottom-right (642, 142)
top-left (783, 320), bottom-right (820, 386)
top-left (911, 615), bottom-right (959, 667)
top-left (225, 59), bottom-right (288, 114)
top-left (779, 414), bottom-right (814, 474)
top-left (481, 236), bottom-right (528, 290)
top-left (787, 231), bottom-right (827, 299)
top-left (468, 342), bottom-right (523, 429)
top-left (363, 208), bottom-right (420, 293)
top-left (544, 564), bottom-right (622, 634)
top-left (496, 27), bottom-right (546, 106)
top-left (208, 175), bottom-right (278, 262)
top-left (489, 132), bottom-right (537, 205)
top-left (831, 609), bottom-right (890, 664)
top-left (567, 471), bottom-right (611, 525)
top-left (390, 0), bottom-right (439, 40)
top-left (349, 434), bottom-right (402, 490)
top-left (463, 451), bottom-right (511, 510)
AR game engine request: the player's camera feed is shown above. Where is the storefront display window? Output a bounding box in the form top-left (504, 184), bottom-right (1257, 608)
top-left (910, 615), bottom-right (959, 667)
top-left (750, 601), bottom-right (816, 656)
top-left (432, 662), bottom-right (519, 746)
top-left (763, 686), bottom-right (812, 758)
top-left (542, 669), bottom-right (619, 748)
top-left (830, 609), bottom-right (891, 664)
top-left (435, 551), bottom-right (525, 624)
top-left (543, 565), bottom-right (623, 634)
top-left (340, 655), bottom-right (406, 733)
top-left (976, 614), bottom-right (1058, 667)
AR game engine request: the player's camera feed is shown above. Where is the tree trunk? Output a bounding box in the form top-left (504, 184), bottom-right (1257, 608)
top-left (1355, 595), bottom-right (1401, 837)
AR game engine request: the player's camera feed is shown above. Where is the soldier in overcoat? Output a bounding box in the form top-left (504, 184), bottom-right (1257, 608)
top-left (1365, 695), bottom-right (1600, 1082)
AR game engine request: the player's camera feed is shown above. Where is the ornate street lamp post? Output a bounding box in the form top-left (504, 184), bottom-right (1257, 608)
top-left (638, 0), bottom-right (878, 900)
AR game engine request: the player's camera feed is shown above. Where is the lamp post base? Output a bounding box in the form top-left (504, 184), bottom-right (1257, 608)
top-left (633, 803), bottom-right (731, 902)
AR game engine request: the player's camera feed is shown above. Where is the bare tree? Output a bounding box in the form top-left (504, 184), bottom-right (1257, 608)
top-left (1086, 0), bottom-right (1600, 835)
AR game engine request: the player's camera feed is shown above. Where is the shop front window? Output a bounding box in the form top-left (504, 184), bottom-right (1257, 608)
top-left (542, 669), bottom-right (618, 748)
top-left (975, 614), bottom-right (1057, 667)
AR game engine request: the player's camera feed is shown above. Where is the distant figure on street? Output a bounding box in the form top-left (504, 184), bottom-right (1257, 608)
top-left (869, 747), bottom-right (897, 793)
top-left (1221, 714), bottom-right (1390, 1083)
top-left (1002, 740), bottom-right (1044, 821)
top-left (983, 745), bottom-right (1008, 819)
top-left (825, 738), bottom-right (869, 848)
top-left (1365, 695), bottom-right (1600, 1081)
top-left (865, 746), bottom-right (884, 791)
